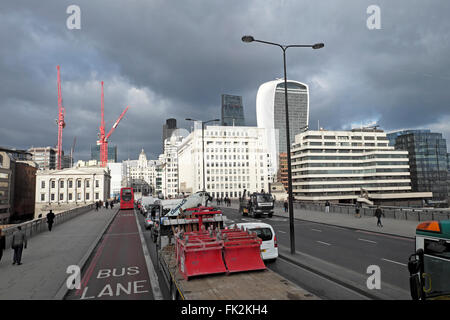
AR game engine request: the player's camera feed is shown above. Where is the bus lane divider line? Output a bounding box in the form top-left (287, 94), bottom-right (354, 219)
top-left (134, 209), bottom-right (163, 300)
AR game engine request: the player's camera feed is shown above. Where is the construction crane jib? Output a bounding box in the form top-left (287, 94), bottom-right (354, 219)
top-left (97, 81), bottom-right (130, 167)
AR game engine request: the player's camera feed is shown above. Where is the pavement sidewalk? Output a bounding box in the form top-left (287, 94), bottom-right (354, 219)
top-left (0, 207), bottom-right (117, 300)
top-left (218, 202), bottom-right (419, 238)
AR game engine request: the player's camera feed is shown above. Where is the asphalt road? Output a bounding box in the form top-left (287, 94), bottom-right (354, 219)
top-left (220, 207), bottom-right (414, 300)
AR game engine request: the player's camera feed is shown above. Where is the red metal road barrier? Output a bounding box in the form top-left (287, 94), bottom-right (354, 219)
top-left (175, 208), bottom-right (266, 280)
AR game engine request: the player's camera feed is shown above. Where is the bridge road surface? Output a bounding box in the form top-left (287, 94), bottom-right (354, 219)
top-left (220, 207), bottom-right (413, 299)
top-left (65, 209), bottom-right (156, 300)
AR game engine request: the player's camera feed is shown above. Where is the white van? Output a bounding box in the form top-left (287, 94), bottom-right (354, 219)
top-left (235, 222), bottom-right (278, 261)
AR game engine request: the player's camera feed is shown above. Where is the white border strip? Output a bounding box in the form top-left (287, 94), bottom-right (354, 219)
top-left (134, 209), bottom-right (163, 300)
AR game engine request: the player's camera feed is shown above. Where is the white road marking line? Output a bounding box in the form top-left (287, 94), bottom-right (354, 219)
top-left (381, 258), bottom-right (407, 267)
top-left (134, 209), bottom-right (163, 300)
top-left (311, 229), bottom-right (322, 232)
top-left (278, 230), bottom-right (287, 234)
top-left (316, 241), bottom-right (331, 246)
top-left (358, 238), bottom-right (377, 244)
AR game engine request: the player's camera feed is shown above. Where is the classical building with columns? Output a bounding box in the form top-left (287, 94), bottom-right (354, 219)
top-left (34, 167), bottom-right (111, 218)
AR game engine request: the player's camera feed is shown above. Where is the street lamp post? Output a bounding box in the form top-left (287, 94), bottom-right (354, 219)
top-left (186, 118), bottom-right (220, 192)
top-left (242, 35), bottom-right (323, 254)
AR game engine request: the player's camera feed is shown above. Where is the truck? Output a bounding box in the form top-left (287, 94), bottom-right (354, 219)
top-left (408, 219), bottom-right (450, 300)
top-left (239, 189), bottom-right (274, 218)
top-left (155, 206), bottom-right (318, 300)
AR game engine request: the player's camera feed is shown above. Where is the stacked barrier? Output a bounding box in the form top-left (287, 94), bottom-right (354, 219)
top-left (176, 207), bottom-right (266, 280)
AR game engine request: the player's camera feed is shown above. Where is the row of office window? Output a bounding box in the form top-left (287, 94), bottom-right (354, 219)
top-left (41, 179), bottom-right (101, 189)
top-left (293, 161), bottom-right (409, 169)
top-left (40, 192), bottom-right (101, 202)
top-left (304, 135), bottom-right (389, 141)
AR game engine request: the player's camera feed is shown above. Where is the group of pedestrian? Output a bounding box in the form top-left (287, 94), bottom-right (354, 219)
top-left (216, 197), bottom-right (231, 206)
top-left (95, 200), bottom-right (115, 211)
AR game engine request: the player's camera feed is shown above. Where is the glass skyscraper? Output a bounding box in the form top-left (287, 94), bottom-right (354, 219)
top-left (387, 130), bottom-right (448, 206)
top-left (221, 94), bottom-right (245, 126)
top-left (90, 145), bottom-right (117, 163)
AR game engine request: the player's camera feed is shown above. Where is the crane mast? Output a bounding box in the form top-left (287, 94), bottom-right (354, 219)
top-left (56, 65), bottom-right (66, 170)
top-left (97, 81), bottom-right (129, 167)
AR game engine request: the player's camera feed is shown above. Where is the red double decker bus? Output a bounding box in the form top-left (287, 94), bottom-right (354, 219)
top-left (120, 187), bottom-right (134, 210)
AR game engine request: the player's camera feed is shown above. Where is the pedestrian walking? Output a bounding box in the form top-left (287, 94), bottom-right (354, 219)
top-left (95, 201), bottom-right (99, 211)
top-left (0, 229), bottom-right (5, 262)
top-left (46, 210), bottom-right (55, 231)
top-left (355, 202), bottom-right (361, 218)
top-left (325, 200), bottom-right (330, 213)
top-left (105, 201), bottom-right (109, 209)
top-left (283, 200), bottom-right (288, 213)
top-left (110, 201), bottom-right (114, 209)
top-left (374, 206), bottom-right (384, 227)
top-left (11, 226), bottom-right (27, 265)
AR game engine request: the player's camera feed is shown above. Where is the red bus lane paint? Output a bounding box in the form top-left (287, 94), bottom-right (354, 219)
top-left (66, 209), bottom-right (153, 300)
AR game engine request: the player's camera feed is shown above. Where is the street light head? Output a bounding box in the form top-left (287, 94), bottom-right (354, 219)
top-left (242, 35), bottom-right (254, 43)
top-left (214, 119), bottom-right (220, 122)
top-left (312, 43), bottom-right (325, 49)
top-left (185, 118), bottom-right (194, 121)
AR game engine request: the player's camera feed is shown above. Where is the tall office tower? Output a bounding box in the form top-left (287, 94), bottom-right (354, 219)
top-left (162, 118), bottom-right (177, 152)
top-left (387, 130), bottom-right (448, 206)
top-left (256, 79), bottom-right (309, 154)
top-left (221, 94), bottom-right (245, 126)
top-left (90, 145), bottom-right (117, 163)
top-left (28, 147), bottom-right (57, 170)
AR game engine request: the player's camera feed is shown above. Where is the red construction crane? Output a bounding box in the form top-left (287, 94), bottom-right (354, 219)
top-left (56, 65), bottom-right (66, 170)
top-left (97, 81), bottom-right (129, 167)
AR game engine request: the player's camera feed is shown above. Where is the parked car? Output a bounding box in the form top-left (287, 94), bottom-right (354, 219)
top-left (144, 213), bottom-right (154, 230)
top-left (234, 222), bottom-right (278, 261)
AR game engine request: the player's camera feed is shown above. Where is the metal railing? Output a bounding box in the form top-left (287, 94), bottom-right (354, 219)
top-left (1, 204), bottom-right (95, 249)
top-left (274, 201), bottom-right (450, 222)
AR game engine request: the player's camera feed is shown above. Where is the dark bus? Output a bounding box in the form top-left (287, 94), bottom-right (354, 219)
top-left (120, 187), bottom-right (134, 210)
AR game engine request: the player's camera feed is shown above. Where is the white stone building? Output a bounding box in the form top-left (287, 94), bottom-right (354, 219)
top-left (107, 162), bottom-right (125, 198)
top-left (159, 135), bottom-right (185, 198)
top-left (291, 129), bottom-right (433, 205)
top-left (34, 167), bottom-right (111, 218)
top-left (177, 124), bottom-right (275, 199)
top-left (123, 149), bottom-right (160, 196)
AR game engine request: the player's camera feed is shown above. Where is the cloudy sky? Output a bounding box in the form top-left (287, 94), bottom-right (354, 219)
top-left (1, 0), bottom-right (449, 162)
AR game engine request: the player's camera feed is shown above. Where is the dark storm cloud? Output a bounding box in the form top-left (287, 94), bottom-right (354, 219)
top-left (0, 0), bottom-right (449, 162)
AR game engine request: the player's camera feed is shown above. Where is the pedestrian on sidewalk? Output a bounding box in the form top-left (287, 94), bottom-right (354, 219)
top-left (11, 226), bottom-right (27, 265)
top-left (105, 201), bottom-right (109, 209)
top-left (110, 201), bottom-right (114, 209)
top-left (283, 200), bottom-right (288, 213)
top-left (325, 200), bottom-right (330, 213)
top-left (0, 229), bottom-right (5, 262)
top-left (95, 201), bottom-right (99, 211)
top-left (374, 206), bottom-right (384, 227)
top-left (46, 210), bottom-right (55, 231)
top-left (355, 202), bottom-right (361, 218)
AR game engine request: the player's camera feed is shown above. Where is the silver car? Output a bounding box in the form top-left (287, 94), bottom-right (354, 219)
top-left (144, 212), bottom-right (154, 230)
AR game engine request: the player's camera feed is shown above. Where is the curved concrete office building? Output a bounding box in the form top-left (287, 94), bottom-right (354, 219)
top-left (256, 79), bottom-right (309, 153)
